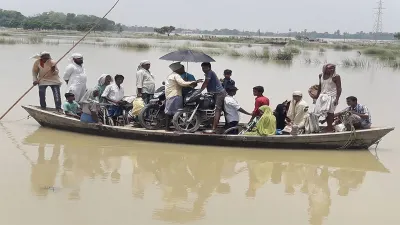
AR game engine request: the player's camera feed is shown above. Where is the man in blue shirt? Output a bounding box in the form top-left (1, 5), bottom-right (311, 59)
top-left (199, 62), bottom-right (227, 132)
top-left (178, 65), bottom-right (196, 98)
top-left (335, 96), bottom-right (371, 129)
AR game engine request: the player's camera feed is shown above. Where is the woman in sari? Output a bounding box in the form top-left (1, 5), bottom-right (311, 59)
top-left (246, 105), bottom-right (276, 136)
top-left (79, 89), bottom-right (102, 124)
top-left (96, 74), bottom-right (113, 103)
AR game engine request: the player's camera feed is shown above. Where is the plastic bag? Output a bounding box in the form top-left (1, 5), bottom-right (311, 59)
top-left (131, 98), bottom-right (145, 116)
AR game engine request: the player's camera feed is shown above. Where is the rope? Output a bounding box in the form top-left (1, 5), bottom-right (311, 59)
top-left (336, 112), bottom-right (357, 150)
top-left (0, 0), bottom-right (121, 121)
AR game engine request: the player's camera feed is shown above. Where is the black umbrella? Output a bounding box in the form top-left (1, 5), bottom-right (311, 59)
top-left (159, 50), bottom-right (216, 63)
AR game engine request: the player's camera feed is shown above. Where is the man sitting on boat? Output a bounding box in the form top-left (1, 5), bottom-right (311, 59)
top-left (79, 89), bottom-right (102, 125)
top-left (334, 96), bottom-right (371, 130)
top-left (63, 93), bottom-right (81, 119)
top-left (283, 91), bottom-right (309, 134)
top-left (101, 74), bottom-right (125, 120)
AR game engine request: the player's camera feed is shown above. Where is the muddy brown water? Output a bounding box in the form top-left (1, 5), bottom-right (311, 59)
top-left (0, 42), bottom-right (399, 225)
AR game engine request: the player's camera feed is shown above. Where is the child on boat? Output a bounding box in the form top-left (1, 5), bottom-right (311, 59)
top-left (63, 93), bottom-right (81, 119)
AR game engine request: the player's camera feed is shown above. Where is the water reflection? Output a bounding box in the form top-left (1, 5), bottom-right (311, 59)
top-left (23, 127), bottom-right (389, 224)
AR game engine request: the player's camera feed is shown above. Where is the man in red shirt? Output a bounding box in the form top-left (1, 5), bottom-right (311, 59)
top-left (249, 86), bottom-right (270, 123)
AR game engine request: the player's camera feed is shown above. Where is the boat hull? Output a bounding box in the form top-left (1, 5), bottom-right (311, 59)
top-left (22, 105), bottom-right (395, 150)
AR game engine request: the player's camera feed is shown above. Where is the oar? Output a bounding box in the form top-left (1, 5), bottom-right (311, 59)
top-left (0, 0), bottom-right (121, 121)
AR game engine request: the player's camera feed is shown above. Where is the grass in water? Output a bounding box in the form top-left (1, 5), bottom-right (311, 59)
top-left (284, 46), bottom-right (301, 54)
top-left (228, 49), bottom-right (242, 57)
top-left (272, 49), bottom-right (294, 60)
top-left (0, 32), bottom-right (11, 36)
top-left (0, 38), bottom-right (17, 44)
top-left (116, 41), bottom-right (151, 49)
top-left (333, 44), bottom-right (352, 51)
top-left (27, 36), bottom-right (44, 44)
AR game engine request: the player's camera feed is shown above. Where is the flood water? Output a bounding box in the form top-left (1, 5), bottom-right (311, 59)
top-left (0, 40), bottom-right (399, 225)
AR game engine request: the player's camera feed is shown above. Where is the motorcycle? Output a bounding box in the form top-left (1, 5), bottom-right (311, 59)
top-left (138, 84), bottom-right (166, 130)
top-left (172, 89), bottom-right (215, 133)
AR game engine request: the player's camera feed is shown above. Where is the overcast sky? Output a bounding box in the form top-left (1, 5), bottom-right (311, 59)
top-left (1, 0), bottom-right (399, 33)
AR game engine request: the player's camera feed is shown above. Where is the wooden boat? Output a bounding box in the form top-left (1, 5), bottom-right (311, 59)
top-left (22, 105), bottom-right (395, 150)
top-left (24, 127), bottom-right (390, 173)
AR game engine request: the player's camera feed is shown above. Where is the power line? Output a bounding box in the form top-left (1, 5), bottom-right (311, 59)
top-left (373, 0), bottom-right (385, 42)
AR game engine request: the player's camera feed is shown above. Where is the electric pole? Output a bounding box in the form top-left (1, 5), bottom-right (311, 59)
top-left (373, 0), bottom-right (384, 42)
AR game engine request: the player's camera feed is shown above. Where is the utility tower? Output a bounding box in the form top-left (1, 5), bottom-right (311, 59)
top-left (373, 0), bottom-right (384, 42)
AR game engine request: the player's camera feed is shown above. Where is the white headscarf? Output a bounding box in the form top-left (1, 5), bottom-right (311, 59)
top-left (97, 74), bottom-right (114, 86)
top-left (137, 60), bottom-right (150, 71)
top-left (79, 88), bottom-right (98, 104)
top-left (287, 91), bottom-right (307, 122)
top-left (31, 51), bottom-right (51, 60)
top-left (70, 53), bottom-right (83, 62)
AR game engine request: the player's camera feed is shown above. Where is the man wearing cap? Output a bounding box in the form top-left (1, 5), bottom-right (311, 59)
top-left (136, 60), bottom-right (155, 104)
top-left (32, 51), bottom-right (62, 111)
top-left (224, 86), bottom-right (252, 133)
top-left (284, 91), bottom-right (309, 133)
top-left (63, 53), bottom-right (87, 102)
top-left (164, 62), bottom-right (201, 130)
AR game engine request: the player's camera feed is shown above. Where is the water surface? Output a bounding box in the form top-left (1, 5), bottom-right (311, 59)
top-left (0, 41), bottom-right (399, 225)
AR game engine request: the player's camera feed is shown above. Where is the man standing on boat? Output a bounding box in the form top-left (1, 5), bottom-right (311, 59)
top-left (63, 53), bottom-right (87, 102)
top-left (32, 51), bottom-right (62, 111)
top-left (164, 62), bottom-right (200, 130)
top-left (136, 60), bottom-right (155, 104)
top-left (199, 62), bottom-right (226, 133)
top-left (314, 64), bottom-right (342, 132)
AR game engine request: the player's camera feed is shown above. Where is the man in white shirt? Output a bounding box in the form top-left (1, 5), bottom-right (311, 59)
top-left (102, 74), bottom-right (125, 117)
top-left (224, 86), bottom-right (252, 134)
top-left (136, 60), bottom-right (155, 104)
top-left (63, 53), bottom-right (87, 102)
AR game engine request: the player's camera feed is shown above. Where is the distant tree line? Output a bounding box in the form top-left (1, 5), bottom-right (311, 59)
top-left (0, 9), bottom-right (398, 40)
top-left (0, 9), bottom-right (120, 32)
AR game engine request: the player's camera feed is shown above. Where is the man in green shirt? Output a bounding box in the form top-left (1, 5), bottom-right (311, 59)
top-left (63, 93), bottom-right (81, 119)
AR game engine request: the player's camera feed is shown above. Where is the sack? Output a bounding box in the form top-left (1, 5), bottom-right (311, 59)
top-left (304, 113), bottom-right (320, 134)
top-left (131, 98), bottom-right (145, 116)
top-left (308, 84), bottom-right (319, 100)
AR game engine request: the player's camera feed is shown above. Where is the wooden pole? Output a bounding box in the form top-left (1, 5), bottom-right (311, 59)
top-left (0, 0), bottom-right (121, 120)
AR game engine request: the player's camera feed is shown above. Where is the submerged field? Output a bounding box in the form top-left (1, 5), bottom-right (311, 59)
top-left (1, 29), bottom-right (399, 69)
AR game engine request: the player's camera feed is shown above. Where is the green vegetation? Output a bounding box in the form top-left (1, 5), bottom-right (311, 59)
top-left (227, 49), bottom-right (242, 57)
top-left (363, 47), bottom-right (399, 61)
top-left (154, 26), bottom-right (175, 36)
top-left (0, 9), bottom-right (119, 31)
top-left (341, 58), bottom-right (371, 68)
top-left (395, 33), bottom-right (400, 40)
top-left (116, 41), bottom-right (151, 49)
top-left (247, 48), bottom-right (270, 59)
top-left (26, 35), bottom-right (43, 44)
top-left (0, 37), bottom-right (17, 44)
top-left (284, 46), bottom-right (301, 54)
top-left (333, 44), bottom-right (352, 51)
top-left (273, 49), bottom-right (294, 60)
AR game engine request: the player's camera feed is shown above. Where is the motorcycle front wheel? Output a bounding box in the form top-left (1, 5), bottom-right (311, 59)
top-left (138, 104), bottom-right (165, 130)
top-left (172, 110), bottom-right (201, 133)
